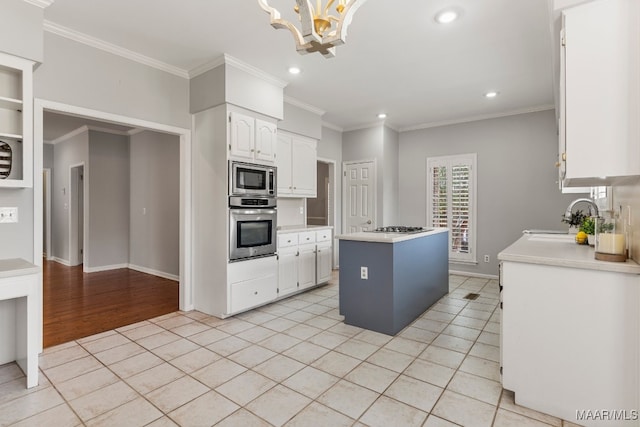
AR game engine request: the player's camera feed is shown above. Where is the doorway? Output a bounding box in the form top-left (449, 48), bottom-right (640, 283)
top-left (343, 159), bottom-right (377, 232)
top-left (308, 158), bottom-right (339, 267)
top-left (43, 168), bottom-right (51, 259)
top-left (69, 164), bottom-right (84, 267)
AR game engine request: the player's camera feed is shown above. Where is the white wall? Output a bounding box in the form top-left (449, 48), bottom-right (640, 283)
top-left (51, 130), bottom-right (89, 262)
top-left (399, 110), bottom-right (581, 276)
top-left (87, 131), bottom-right (130, 269)
top-left (129, 131), bottom-right (180, 276)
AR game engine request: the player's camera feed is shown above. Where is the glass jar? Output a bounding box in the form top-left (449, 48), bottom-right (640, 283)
top-left (594, 215), bottom-right (626, 261)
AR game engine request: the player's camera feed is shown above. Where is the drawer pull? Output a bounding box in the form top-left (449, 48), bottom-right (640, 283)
top-left (254, 291), bottom-right (258, 295)
top-left (306, 237), bottom-right (310, 240)
top-left (287, 240), bottom-right (291, 243)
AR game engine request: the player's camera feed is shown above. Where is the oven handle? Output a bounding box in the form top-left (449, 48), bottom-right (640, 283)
top-left (230, 209), bottom-right (277, 216)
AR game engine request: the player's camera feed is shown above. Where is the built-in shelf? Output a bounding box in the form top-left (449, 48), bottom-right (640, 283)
top-left (0, 132), bottom-right (23, 141)
top-left (0, 52), bottom-right (33, 188)
top-left (0, 96), bottom-right (22, 111)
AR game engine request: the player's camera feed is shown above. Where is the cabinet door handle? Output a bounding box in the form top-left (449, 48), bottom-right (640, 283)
top-left (287, 239), bottom-right (291, 243)
top-left (257, 150), bottom-right (261, 154)
top-left (294, 187), bottom-right (297, 189)
top-left (251, 149), bottom-right (255, 152)
top-left (254, 291), bottom-right (258, 295)
top-left (306, 237), bottom-right (310, 240)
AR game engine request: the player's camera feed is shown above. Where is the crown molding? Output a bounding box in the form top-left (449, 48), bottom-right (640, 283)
top-left (50, 125), bottom-right (88, 145)
top-left (400, 104), bottom-right (556, 132)
top-left (321, 121), bottom-right (344, 132)
top-left (43, 21), bottom-right (189, 78)
top-left (343, 121), bottom-right (399, 133)
top-left (23, 0), bottom-right (54, 8)
top-left (284, 96), bottom-right (325, 116)
top-left (50, 124), bottom-right (133, 144)
top-left (189, 53), bottom-right (288, 89)
top-left (127, 128), bottom-right (146, 136)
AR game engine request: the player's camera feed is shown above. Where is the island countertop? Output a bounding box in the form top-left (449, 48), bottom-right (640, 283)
top-left (336, 227), bottom-right (448, 243)
top-left (498, 233), bottom-right (640, 275)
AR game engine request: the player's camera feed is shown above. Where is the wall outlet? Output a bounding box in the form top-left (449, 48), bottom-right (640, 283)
top-left (484, 255), bottom-right (490, 263)
top-left (360, 266), bottom-right (368, 280)
top-left (0, 207), bottom-right (18, 223)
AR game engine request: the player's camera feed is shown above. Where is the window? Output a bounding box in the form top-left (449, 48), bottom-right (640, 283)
top-left (427, 154), bottom-right (477, 263)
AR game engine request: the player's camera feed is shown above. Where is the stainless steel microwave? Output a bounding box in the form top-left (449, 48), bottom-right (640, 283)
top-left (229, 161), bottom-right (276, 197)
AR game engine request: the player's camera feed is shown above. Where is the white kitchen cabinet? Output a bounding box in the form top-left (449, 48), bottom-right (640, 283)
top-left (277, 228), bottom-right (332, 296)
top-left (277, 233), bottom-right (299, 297)
top-left (0, 52), bottom-right (33, 188)
top-left (276, 131), bottom-right (317, 197)
top-left (316, 230), bottom-right (333, 284)
top-left (559, 0), bottom-right (640, 187)
top-left (229, 112), bottom-right (277, 164)
top-left (500, 256), bottom-right (640, 426)
top-left (227, 256), bottom-right (278, 314)
top-left (298, 231), bottom-right (317, 290)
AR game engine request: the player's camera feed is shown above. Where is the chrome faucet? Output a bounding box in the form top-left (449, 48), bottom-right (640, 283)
top-left (564, 198), bottom-right (599, 221)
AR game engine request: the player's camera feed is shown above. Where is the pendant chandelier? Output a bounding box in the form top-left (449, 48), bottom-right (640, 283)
top-left (258, 0), bottom-right (367, 58)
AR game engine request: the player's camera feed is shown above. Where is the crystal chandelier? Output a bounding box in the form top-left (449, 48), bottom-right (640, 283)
top-left (258, 0), bottom-right (367, 58)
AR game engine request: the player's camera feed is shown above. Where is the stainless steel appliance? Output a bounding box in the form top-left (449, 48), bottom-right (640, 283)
top-left (229, 161), bottom-right (276, 197)
top-left (369, 226), bottom-right (431, 234)
top-left (229, 196), bottom-right (277, 261)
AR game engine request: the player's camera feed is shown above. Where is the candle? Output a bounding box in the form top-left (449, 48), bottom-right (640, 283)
top-left (596, 233), bottom-right (625, 255)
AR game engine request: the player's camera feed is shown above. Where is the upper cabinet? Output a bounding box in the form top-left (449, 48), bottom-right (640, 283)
top-left (0, 52), bottom-right (33, 188)
top-left (559, 0), bottom-right (640, 187)
top-left (229, 112), bottom-right (277, 164)
top-left (276, 131), bottom-right (317, 198)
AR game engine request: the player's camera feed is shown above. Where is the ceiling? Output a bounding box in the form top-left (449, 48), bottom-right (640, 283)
top-left (42, 0), bottom-right (556, 132)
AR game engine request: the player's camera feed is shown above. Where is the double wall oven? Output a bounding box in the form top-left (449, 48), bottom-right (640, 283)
top-left (229, 161), bottom-right (277, 262)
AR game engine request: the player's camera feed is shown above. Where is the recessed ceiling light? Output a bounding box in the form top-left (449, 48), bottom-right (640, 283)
top-left (377, 113), bottom-right (387, 119)
top-left (484, 91), bottom-right (499, 98)
top-left (435, 9), bottom-right (458, 24)
top-left (288, 67), bottom-right (301, 75)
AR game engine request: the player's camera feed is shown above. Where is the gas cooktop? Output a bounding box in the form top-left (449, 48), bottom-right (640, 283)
top-left (369, 226), bottom-right (431, 234)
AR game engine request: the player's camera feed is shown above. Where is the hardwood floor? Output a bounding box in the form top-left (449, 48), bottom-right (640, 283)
top-left (43, 260), bottom-right (179, 348)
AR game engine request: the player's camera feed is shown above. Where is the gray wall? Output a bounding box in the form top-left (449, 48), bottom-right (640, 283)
top-left (0, 0), bottom-right (43, 62)
top-left (383, 126), bottom-right (399, 225)
top-left (43, 143), bottom-right (53, 170)
top-left (279, 102), bottom-right (323, 140)
top-left (35, 33), bottom-right (190, 128)
top-left (398, 109), bottom-right (581, 276)
top-left (129, 131), bottom-right (179, 276)
top-left (342, 125), bottom-right (400, 227)
top-left (52, 130), bottom-right (89, 262)
top-left (87, 131), bottom-right (130, 268)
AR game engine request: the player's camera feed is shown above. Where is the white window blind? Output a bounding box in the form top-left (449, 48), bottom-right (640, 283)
top-left (427, 154), bottom-right (477, 263)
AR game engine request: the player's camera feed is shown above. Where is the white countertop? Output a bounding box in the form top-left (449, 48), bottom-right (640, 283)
top-left (336, 227), bottom-right (448, 243)
top-left (498, 234), bottom-right (640, 274)
top-left (277, 225), bottom-right (333, 233)
top-left (0, 258), bottom-right (40, 278)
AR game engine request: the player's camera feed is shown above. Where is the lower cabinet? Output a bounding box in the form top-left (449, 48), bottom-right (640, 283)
top-left (277, 228), bottom-right (333, 298)
top-left (228, 256), bottom-right (278, 313)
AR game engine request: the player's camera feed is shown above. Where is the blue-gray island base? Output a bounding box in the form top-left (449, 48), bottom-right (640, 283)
top-left (337, 228), bottom-right (449, 336)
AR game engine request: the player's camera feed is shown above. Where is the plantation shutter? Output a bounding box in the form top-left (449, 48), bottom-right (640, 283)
top-left (427, 154), bottom-right (476, 263)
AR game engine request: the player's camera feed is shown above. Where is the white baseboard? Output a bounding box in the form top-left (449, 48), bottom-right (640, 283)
top-left (52, 257), bottom-right (70, 266)
top-left (84, 263), bottom-right (129, 273)
top-left (128, 264), bottom-right (179, 282)
top-left (449, 269), bottom-right (499, 280)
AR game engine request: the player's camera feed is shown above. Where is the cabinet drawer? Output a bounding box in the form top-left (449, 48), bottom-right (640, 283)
top-left (278, 233), bottom-right (298, 248)
top-left (298, 231), bottom-right (316, 244)
top-left (316, 229), bottom-right (332, 243)
top-left (230, 274), bottom-right (277, 313)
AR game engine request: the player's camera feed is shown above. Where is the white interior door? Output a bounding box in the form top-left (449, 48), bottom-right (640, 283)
top-left (343, 160), bottom-right (376, 233)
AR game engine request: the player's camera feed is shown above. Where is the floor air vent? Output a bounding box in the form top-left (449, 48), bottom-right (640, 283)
top-left (463, 293), bottom-right (480, 300)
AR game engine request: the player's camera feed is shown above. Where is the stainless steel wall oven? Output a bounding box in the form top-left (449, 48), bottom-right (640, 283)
top-left (229, 196), bottom-right (277, 261)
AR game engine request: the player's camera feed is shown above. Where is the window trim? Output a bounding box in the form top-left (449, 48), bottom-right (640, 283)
top-left (426, 153), bottom-right (477, 263)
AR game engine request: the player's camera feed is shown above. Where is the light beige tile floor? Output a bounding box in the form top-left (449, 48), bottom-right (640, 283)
top-left (0, 274), bottom-right (584, 427)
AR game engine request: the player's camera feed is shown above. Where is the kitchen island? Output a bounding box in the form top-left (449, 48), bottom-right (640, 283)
top-left (336, 228), bottom-right (448, 335)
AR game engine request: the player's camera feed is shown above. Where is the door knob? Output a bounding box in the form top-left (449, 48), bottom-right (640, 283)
top-left (366, 220), bottom-right (372, 224)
